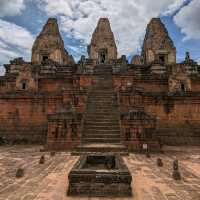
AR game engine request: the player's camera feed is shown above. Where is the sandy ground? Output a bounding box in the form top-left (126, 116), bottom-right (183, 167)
top-left (0, 145), bottom-right (200, 200)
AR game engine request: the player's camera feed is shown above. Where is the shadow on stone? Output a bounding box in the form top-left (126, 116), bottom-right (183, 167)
top-left (172, 160), bottom-right (181, 180)
top-left (50, 151), bottom-right (56, 157)
top-left (39, 155), bottom-right (45, 164)
top-left (157, 158), bottom-right (163, 167)
top-left (16, 168), bottom-right (24, 178)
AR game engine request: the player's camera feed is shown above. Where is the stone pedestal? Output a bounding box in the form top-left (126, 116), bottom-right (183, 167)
top-left (67, 154), bottom-right (132, 197)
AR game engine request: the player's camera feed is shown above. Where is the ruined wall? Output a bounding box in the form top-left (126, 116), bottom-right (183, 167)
top-left (38, 78), bottom-right (73, 93)
top-left (0, 94), bottom-right (62, 143)
top-left (119, 89), bottom-right (200, 145)
top-left (113, 76), bottom-right (168, 93)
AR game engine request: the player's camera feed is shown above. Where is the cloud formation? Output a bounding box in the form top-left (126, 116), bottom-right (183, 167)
top-left (0, 0), bottom-right (25, 17)
top-left (174, 0), bottom-right (200, 41)
top-left (37, 0), bottom-right (188, 57)
top-left (0, 19), bottom-right (34, 65)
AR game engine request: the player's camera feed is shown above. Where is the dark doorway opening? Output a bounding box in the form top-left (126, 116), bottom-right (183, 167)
top-left (22, 82), bottom-right (26, 90)
top-left (42, 55), bottom-right (49, 62)
top-left (100, 53), bottom-right (106, 64)
top-left (98, 49), bottom-right (107, 64)
top-left (158, 55), bottom-right (165, 64)
top-left (181, 83), bottom-right (185, 92)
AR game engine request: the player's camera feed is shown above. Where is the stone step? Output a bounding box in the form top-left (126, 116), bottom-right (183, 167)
top-left (85, 113), bottom-right (118, 117)
top-left (89, 92), bottom-right (115, 95)
top-left (90, 89), bottom-right (114, 91)
top-left (83, 124), bottom-right (120, 128)
top-left (72, 143), bottom-right (128, 156)
top-left (82, 138), bottom-right (120, 143)
top-left (86, 111), bottom-right (117, 114)
top-left (85, 117), bottom-right (119, 121)
top-left (87, 99), bottom-right (114, 101)
top-left (86, 110), bottom-right (118, 114)
top-left (87, 104), bottom-right (117, 108)
top-left (84, 121), bottom-right (119, 126)
top-left (92, 87), bottom-right (114, 90)
top-left (84, 119), bottom-right (119, 123)
top-left (87, 101), bottom-right (117, 103)
top-left (86, 109), bottom-right (117, 113)
top-left (82, 130), bottom-right (120, 135)
top-left (88, 95), bottom-right (114, 98)
top-left (85, 112), bottom-right (119, 116)
top-left (86, 108), bottom-right (116, 112)
top-left (83, 127), bottom-right (120, 131)
top-left (87, 103), bottom-right (117, 107)
top-left (87, 101), bottom-right (114, 104)
top-left (83, 134), bottom-right (120, 138)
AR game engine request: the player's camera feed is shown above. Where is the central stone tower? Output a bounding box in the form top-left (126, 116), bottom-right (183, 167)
top-left (88, 18), bottom-right (118, 64)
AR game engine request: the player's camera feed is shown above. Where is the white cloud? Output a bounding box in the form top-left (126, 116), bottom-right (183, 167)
top-left (174, 0), bottom-right (200, 41)
top-left (164, 0), bottom-right (188, 15)
top-left (36, 0), bottom-right (73, 17)
top-left (197, 58), bottom-right (200, 65)
top-left (36, 0), bottom-right (187, 58)
top-left (0, 19), bottom-right (34, 73)
top-left (0, 0), bottom-right (25, 17)
top-left (0, 66), bottom-right (5, 76)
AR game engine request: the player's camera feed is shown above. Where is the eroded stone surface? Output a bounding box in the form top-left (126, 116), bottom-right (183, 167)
top-left (142, 18), bottom-right (176, 64)
top-left (88, 18), bottom-right (117, 62)
top-left (0, 146), bottom-right (200, 200)
top-left (32, 18), bottom-right (74, 65)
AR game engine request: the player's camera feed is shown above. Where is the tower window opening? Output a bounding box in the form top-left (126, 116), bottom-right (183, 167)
top-left (98, 49), bottom-right (107, 64)
top-left (100, 53), bottom-right (106, 63)
top-left (158, 54), bottom-right (165, 64)
top-left (181, 83), bottom-right (185, 92)
top-left (21, 80), bottom-right (28, 90)
top-left (42, 55), bottom-right (49, 62)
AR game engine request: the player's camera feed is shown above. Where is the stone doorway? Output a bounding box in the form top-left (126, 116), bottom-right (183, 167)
top-left (98, 49), bottom-right (107, 64)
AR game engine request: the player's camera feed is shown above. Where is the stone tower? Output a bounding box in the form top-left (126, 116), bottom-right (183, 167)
top-left (141, 18), bottom-right (176, 65)
top-left (32, 18), bottom-right (74, 65)
top-left (88, 18), bottom-right (117, 64)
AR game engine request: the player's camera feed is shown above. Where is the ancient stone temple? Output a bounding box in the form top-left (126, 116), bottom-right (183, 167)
top-left (0, 17), bottom-right (200, 152)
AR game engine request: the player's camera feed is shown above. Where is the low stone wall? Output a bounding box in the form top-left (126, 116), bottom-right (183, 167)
top-left (0, 125), bottom-right (47, 144)
top-left (156, 123), bottom-right (200, 146)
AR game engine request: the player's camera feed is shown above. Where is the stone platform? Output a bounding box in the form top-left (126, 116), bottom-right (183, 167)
top-left (0, 145), bottom-right (200, 200)
top-left (67, 154), bottom-right (132, 197)
top-left (73, 143), bottom-right (128, 155)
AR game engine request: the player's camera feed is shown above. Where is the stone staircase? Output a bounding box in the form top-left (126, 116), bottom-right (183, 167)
top-left (73, 65), bottom-right (127, 155)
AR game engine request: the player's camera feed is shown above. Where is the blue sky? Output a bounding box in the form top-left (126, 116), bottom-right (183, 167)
top-left (0, 0), bottom-right (200, 74)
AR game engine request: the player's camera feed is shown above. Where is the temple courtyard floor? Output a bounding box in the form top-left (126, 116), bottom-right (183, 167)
top-left (0, 145), bottom-right (199, 200)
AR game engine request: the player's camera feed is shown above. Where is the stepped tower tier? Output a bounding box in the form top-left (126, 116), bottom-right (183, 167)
top-left (31, 18), bottom-right (74, 65)
top-left (88, 18), bottom-right (118, 64)
top-left (141, 18), bottom-right (176, 65)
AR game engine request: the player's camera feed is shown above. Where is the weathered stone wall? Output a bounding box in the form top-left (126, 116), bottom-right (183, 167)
top-left (113, 76), bottom-right (168, 93)
top-left (38, 78), bottom-right (73, 93)
top-left (119, 88), bottom-right (200, 145)
top-left (0, 94), bottom-right (62, 143)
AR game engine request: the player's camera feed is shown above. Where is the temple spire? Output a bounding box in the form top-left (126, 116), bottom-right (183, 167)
top-left (141, 18), bottom-right (176, 65)
top-left (32, 18), bottom-right (74, 65)
top-left (88, 18), bottom-right (117, 63)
